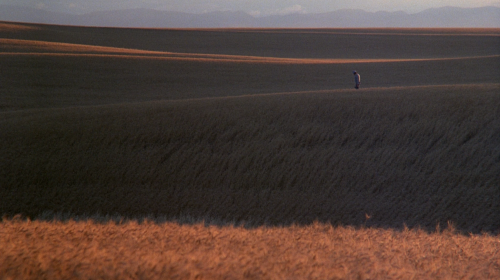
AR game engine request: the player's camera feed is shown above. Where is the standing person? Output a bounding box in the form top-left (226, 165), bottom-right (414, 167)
top-left (353, 71), bottom-right (361, 89)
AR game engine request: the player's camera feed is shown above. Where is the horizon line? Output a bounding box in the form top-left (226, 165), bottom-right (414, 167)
top-left (1, 4), bottom-right (499, 17)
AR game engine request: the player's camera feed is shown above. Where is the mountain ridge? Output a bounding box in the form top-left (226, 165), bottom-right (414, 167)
top-left (0, 5), bottom-right (499, 28)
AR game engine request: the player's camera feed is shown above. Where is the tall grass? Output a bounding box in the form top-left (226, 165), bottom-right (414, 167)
top-left (1, 218), bottom-right (499, 280)
top-left (1, 84), bottom-right (499, 233)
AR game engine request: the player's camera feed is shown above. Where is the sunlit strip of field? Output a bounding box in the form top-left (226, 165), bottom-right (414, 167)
top-left (0, 23), bottom-right (40, 32)
top-left (1, 219), bottom-right (499, 279)
top-left (0, 38), bottom-right (196, 55)
top-left (1, 39), bottom-right (498, 64)
top-left (5, 52), bottom-right (500, 64)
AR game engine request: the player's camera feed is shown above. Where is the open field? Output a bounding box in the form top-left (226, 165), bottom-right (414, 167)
top-left (1, 23), bottom-right (499, 110)
top-left (1, 22), bottom-right (499, 278)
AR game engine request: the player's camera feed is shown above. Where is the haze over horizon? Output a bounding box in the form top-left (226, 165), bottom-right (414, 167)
top-left (2, 0), bottom-right (500, 15)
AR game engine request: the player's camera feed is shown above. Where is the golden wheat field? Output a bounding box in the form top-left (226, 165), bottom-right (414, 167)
top-left (1, 21), bottom-right (499, 278)
top-left (2, 219), bottom-right (499, 280)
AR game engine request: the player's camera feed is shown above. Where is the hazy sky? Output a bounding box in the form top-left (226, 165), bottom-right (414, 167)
top-left (3, 0), bottom-right (500, 15)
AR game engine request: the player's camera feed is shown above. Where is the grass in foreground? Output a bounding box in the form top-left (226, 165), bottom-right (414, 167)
top-left (1, 218), bottom-right (499, 279)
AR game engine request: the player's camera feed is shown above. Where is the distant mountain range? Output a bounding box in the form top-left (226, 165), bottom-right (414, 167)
top-left (1, 5), bottom-right (499, 28)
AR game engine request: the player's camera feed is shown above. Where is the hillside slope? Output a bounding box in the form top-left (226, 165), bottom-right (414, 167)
top-left (2, 85), bottom-right (499, 233)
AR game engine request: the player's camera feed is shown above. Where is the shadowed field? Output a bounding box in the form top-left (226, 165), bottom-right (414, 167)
top-left (2, 83), bottom-right (499, 233)
top-left (1, 22), bottom-right (499, 278)
top-left (1, 22), bottom-right (499, 110)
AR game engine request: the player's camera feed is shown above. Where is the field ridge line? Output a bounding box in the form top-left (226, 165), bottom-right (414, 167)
top-left (174, 83), bottom-right (500, 102)
top-left (2, 83), bottom-right (497, 115)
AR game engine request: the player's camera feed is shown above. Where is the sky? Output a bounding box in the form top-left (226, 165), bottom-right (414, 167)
top-left (2, 0), bottom-right (500, 15)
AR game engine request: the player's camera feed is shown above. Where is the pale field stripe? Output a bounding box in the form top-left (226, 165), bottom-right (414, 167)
top-left (148, 83), bottom-right (500, 102)
top-left (1, 83), bottom-right (497, 115)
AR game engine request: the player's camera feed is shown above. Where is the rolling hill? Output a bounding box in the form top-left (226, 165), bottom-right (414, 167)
top-left (1, 20), bottom-right (499, 280)
top-left (1, 22), bottom-right (499, 233)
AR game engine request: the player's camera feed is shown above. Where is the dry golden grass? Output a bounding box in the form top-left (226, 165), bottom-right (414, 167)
top-left (1, 22), bottom-right (500, 278)
top-left (1, 219), bottom-right (499, 280)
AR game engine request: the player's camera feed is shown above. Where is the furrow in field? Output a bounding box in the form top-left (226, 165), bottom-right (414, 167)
top-left (158, 83), bottom-right (500, 102)
top-left (2, 83), bottom-right (497, 115)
